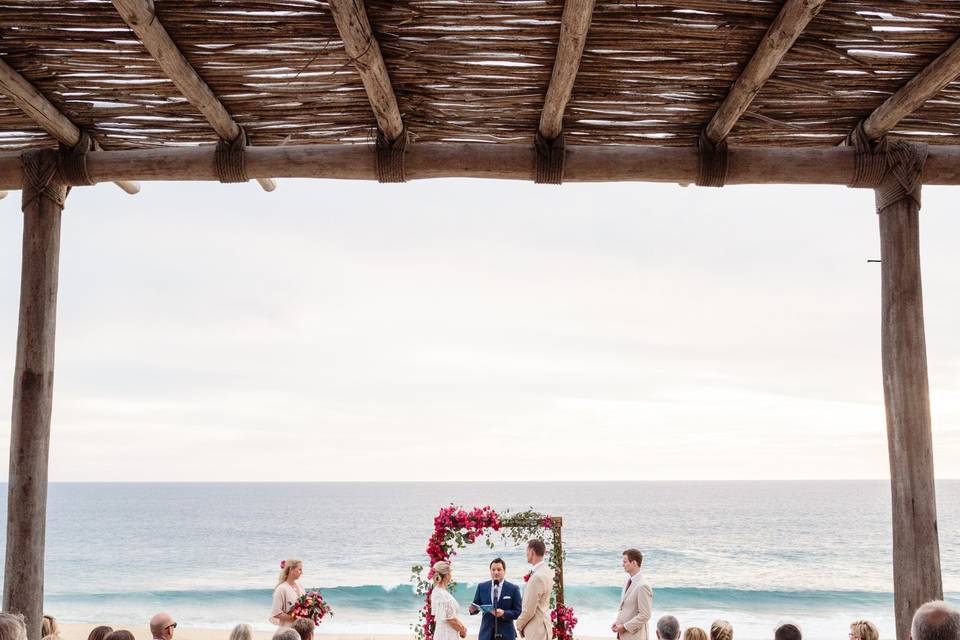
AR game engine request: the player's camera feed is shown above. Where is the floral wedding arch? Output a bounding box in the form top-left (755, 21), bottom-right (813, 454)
top-left (411, 505), bottom-right (577, 640)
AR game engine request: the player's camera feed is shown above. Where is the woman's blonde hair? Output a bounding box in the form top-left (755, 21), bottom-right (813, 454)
top-left (229, 624), bottom-right (254, 640)
top-left (277, 558), bottom-right (303, 585)
top-left (432, 561), bottom-right (452, 587)
top-left (711, 620), bottom-right (733, 640)
top-left (850, 620), bottom-right (879, 640)
top-left (683, 628), bottom-right (709, 640)
top-left (42, 615), bottom-right (59, 639)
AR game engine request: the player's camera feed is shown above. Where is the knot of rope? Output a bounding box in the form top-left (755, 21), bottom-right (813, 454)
top-left (215, 128), bottom-right (250, 184)
top-left (696, 130), bottom-right (728, 187)
top-left (58, 129), bottom-right (99, 187)
top-left (846, 121), bottom-right (928, 212)
top-left (535, 130), bottom-right (565, 185)
top-left (22, 148), bottom-right (66, 211)
top-left (376, 127), bottom-right (408, 183)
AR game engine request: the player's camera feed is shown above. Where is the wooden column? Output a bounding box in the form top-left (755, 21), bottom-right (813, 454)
top-left (3, 149), bottom-right (65, 640)
top-left (878, 182), bottom-right (943, 640)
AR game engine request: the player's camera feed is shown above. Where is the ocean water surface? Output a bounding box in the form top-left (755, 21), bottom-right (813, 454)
top-left (1, 482), bottom-right (958, 639)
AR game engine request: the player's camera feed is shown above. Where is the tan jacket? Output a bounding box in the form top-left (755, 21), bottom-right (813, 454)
top-left (516, 564), bottom-right (555, 640)
top-left (616, 573), bottom-right (653, 640)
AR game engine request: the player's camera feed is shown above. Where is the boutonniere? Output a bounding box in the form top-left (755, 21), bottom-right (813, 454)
top-left (523, 571), bottom-right (533, 583)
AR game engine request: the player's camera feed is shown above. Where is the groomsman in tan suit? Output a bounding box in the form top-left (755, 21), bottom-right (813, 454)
top-left (611, 549), bottom-right (653, 640)
top-left (516, 539), bottom-right (555, 640)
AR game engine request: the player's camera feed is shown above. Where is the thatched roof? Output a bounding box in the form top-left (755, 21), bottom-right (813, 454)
top-left (2, 1), bottom-right (960, 156)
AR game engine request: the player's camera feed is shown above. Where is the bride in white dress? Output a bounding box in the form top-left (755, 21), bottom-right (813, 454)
top-left (430, 561), bottom-right (467, 640)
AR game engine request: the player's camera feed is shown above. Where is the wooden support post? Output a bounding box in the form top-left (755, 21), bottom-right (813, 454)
top-left (3, 149), bottom-right (65, 640)
top-left (878, 183), bottom-right (943, 640)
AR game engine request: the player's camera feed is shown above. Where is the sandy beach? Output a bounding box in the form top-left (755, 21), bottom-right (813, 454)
top-left (60, 626), bottom-right (607, 640)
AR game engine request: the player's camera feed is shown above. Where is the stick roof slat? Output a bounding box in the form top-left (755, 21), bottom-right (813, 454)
top-left (539, 0), bottom-right (596, 141)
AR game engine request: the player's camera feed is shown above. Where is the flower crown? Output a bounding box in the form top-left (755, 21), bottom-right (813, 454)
top-left (280, 560), bottom-right (286, 569)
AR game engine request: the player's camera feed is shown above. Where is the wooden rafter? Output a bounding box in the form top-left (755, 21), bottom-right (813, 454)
top-left (0, 57), bottom-right (140, 195)
top-left (327, 0), bottom-right (404, 141)
top-left (704, 0), bottom-right (828, 144)
top-left (539, 0), bottom-right (596, 141)
top-left (110, 0), bottom-right (277, 192)
top-left (860, 37), bottom-right (960, 141)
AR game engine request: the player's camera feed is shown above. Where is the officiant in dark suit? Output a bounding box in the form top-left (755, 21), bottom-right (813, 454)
top-left (469, 558), bottom-right (523, 640)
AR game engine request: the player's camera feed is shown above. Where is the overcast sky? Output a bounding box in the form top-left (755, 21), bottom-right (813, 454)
top-left (0, 178), bottom-right (958, 481)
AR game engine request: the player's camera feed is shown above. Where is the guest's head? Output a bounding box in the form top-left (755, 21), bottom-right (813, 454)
top-left (711, 620), bottom-right (733, 640)
top-left (0, 613), bottom-right (28, 640)
top-left (912, 601), bottom-right (960, 640)
top-left (656, 615), bottom-right (680, 640)
top-left (292, 618), bottom-right (315, 640)
top-left (850, 620), bottom-right (879, 640)
top-left (622, 549), bottom-right (643, 574)
top-left (87, 627), bottom-right (114, 640)
top-left (526, 539), bottom-right (546, 564)
top-left (432, 560), bottom-right (453, 588)
top-left (277, 559), bottom-right (304, 585)
top-left (683, 627), bottom-right (708, 640)
top-left (272, 629), bottom-right (300, 640)
top-left (41, 615), bottom-right (59, 640)
top-left (774, 624), bottom-right (801, 640)
top-left (150, 612), bottom-right (177, 640)
top-left (229, 624), bottom-right (254, 640)
top-left (106, 631), bottom-right (136, 640)
top-left (489, 558), bottom-right (506, 583)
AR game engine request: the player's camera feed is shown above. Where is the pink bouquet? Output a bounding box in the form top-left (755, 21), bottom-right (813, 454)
top-left (291, 591), bottom-right (334, 626)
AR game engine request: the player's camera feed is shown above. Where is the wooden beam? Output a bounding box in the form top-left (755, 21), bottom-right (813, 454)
top-left (879, 192), bottom-right (944, 640)
top-left (0, 57), bottom-right (140, 195)
top-left (110, 0), bottom-right (276, 192)
top-left (704, 0), bottom-right (827, 144)
top-left (327, 0), bottom-right (404, 141)
top-left (862, 37), bottom-right (960, 141)
top-left (3, 142), bottom-right (960, 187)
top-left (539, 0), bottom-right (595, 140)
top-left (3, 152), bottom-right (65, 640)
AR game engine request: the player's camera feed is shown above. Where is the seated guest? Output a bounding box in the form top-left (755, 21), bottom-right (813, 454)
top-left (292, 619), bottom-right (314, 640)
top-left (105, 631), bottom-right (135, 640)
top-left (150, 613), bottom-right (177, 640)
top-left (230, 624), bottom-right (255, 640)
top-left (0, 612), bottom-right (28, 640)
top-left (42, 615), bottom-right (60, 640)
top-left (850, 620), bottom-right (879, 640)
top-left (912, 601), bottom-right (960, 640)
top-left (657, 616), bottom-right (680, 640)
top-left (711, 620), bottom-right (733, 640)
top-left (774, 624), bottom-right (801, 640)
top-left (88, 626), bottom-right (114, 640)
top-left (684, 628), bottom-right (708, 640)
top-left (273, 629), bottom-right (301, 640)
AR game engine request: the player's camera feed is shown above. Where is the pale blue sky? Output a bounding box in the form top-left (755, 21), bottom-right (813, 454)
top-left (1, 179), bottom-right (959, 480)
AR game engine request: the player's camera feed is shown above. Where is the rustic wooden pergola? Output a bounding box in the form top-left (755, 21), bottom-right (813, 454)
top-left (1, 2), bottom-right (955, 639)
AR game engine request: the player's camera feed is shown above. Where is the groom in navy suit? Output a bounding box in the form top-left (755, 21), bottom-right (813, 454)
top-left (469, 558), bottom-right (523, 640)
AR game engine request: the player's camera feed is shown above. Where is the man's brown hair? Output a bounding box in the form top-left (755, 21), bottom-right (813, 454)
top-left (528, 539), bottom-right (546, 556)
top-left (623, 548), bottom-right (643, 566)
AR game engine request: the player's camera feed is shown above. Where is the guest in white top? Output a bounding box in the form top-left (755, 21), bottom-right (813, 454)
top-left (430, 561), bottom-right (467, 640)
top-left (270, 558), bottom-right (306, 627)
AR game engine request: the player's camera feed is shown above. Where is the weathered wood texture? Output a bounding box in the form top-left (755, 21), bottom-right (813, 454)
top-left (878, 190), bottom-right (944, 640)
top-left (863, 37), bottom-right (960, 141)
top-left (705, 0), bottom-right (827, 143)
top-left (3, 171), bottom-right (65, 640)
top-left (539, 0), bottom-right (595, 140)
top-left (328, 0), bottom-right (404, 141)
top-left (3, 143), bottom-right (960, 188)
top-left (0, 58), bottom-right (140, 195)
top-left (110, 0), bottom-right (276, 191)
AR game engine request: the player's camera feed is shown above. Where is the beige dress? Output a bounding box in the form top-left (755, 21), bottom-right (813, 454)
top-left (270, 581), bottom-right (305, 627)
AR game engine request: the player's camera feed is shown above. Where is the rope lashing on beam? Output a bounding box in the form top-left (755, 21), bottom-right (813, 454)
top-left (58, 129), bottom-right (99, 187)
top-left (215, 128), bottom-right (250, 183)
top-left (534, 130), bottom-right (565, 184)
top-left (846, 121), bottom-right (928, 212)
top-left (696, 130), bottom-right (728, 187)
top-left (21, 148), bottom-right (66, 211)
top-left (376, 127), bottom-right (408, 183)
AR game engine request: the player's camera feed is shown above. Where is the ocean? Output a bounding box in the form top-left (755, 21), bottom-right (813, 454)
top-left (1, 482), bottom-right (958, 640)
